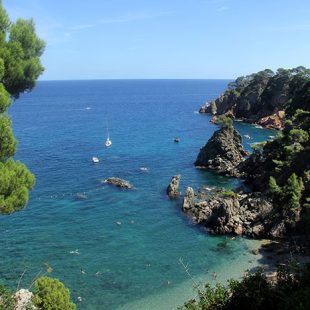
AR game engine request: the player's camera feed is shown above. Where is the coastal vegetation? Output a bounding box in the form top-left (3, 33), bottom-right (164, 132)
top-left (193, 66), bottom-right (310, 237)
top-left (199, 66), bottom-right (310, 130)
top-left (32, 277), bottom-right (76, 310)
top-left (180, 264), bottom-right (310, 310)
top-left (0, 1), bottom-right (75, 309)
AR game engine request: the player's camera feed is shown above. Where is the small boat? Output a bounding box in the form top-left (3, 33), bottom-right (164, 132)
top-left (105, 126), bottom-right (112, 147)
top-left (174, 137), bottom-right (180, 143)
top-left (92, 157), bottom-right (99, 163)
top-left (244, 134), bottom-right (251, 139)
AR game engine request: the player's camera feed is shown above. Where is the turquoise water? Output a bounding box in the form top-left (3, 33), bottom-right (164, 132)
top-left (1, 80), bottom-right (273, 309)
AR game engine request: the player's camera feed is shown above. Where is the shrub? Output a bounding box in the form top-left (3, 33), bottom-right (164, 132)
top-left (269, 174), bottom-right (304, 210)
top-left (179, 264), bottom-right (310, 310)
top-left (216, 115), bottom-right (233, 128)
top-left (0, 284), bottom-right (14, 310)
top-left (32, 276), bottom-right (76, 310)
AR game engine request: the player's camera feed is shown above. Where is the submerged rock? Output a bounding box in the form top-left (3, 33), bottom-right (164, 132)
top-left (194, 126), bottom-right (247, 176)
top-left (104, 177), bottom-right (133, 189)
top-left (167, 175), bottom-right (181, 198)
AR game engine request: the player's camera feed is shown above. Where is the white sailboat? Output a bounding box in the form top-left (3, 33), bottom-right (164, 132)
top-left (105, 126), bottom-right (112, 147)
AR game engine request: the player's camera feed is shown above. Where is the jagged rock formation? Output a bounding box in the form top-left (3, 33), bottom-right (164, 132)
top-left (104, 177), bottom-right (134, 189)
top-left (182, 188), bottom-right (299, 238)
top-left (256, 110), bottom-right (285, 129)
top-left (199, 67), bottom-right (310, 129)
top-left (195, 126), bottom-right (247, 176)
top-left (167, 175), bottom-right (181, 198)
top-left (183, 187), bottom-right (195, 210)
top-left (188, 67), bottom-right (310, 240)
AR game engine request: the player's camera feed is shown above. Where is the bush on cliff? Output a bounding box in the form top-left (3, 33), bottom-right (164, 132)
top-left (269, 173), bottom-right (305, 210)
top-left (180, 264), bottom-right (310, 310)
top-left (32, 276), bottom-right (76, 310)
top-left (0, 284), bottom-right (14, 310)
top-left (216, 115), bottom-right (233, 128)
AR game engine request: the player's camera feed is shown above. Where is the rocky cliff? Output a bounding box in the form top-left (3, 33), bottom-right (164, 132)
top-left (195, 125), bottom-right (247, 176)
top-left (182, 187), bottom-right (297, 238)
top-left (199, 67), bottom-right (310, 130)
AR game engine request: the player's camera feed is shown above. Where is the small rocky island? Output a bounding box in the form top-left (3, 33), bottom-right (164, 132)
top-left (194, 124), bottom-right (247, 176)
top-left (167, 175), bottom-right (181, 198)
top-left (104, 177), bottom-right (134, 189)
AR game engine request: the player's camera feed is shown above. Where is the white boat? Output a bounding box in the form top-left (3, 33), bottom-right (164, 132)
top-left (244, 134), bottom-right (251, 139)
top-left (105, 126), bottom-right (112, 147)
top-left (92, 157), bottom-right (99, 163)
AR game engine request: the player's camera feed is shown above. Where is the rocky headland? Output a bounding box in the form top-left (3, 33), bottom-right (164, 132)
top-left (178, 67), bottom-right (310, 241)
top-left (182, 187), bottom-right (300, 238)
top-left (199, 67), bottom-right (310, 130)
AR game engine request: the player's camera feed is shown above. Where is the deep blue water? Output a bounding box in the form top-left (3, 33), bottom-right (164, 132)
top-left (0, 80), bottom-right (273, 309)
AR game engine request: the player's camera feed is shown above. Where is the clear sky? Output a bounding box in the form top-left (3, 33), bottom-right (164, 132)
top-left (3, 0), bottom-right (310, 80)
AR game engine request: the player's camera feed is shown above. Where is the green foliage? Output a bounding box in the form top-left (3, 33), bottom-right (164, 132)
top-left (227, 269), bottom-right (272, 309)
top-left (0, 1), bottom-right (10, 45)
top-left (288, 129), bottom-right (309, 143)
top-left (0, 284), bottom-right (14, 310)
top-left (0, 159), bottom-right (35, 214)
top-left (32, 276), bottom-right (76, 310)
top-left (0, 1), bottom-right (44, 214)
top-left (269, 176), bottom-right (281, 195)
top-left (182, 283), bottom-right (229, 309)
top-left (0, 18), bottom-right (45, 97)
top-left (180, 264), bottom-right (310, 310)
top-left (0, 114), bottom-right (16, 161)
top-left (250, 141), bottom-right (267, 153)
top-left (286, 174), bottom-right (305, 209)
top-left (269, 174), bottom-right (304, 210)
top-left (0, 83), bottom-right (10, 112)
top-left (216, 115), bottom-right (233, 128)
top-left (221, 190), bottom-right (236, 199)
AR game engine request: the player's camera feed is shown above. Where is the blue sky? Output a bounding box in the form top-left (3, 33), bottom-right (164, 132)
top-left (3, 0), bottom-right (310, 80)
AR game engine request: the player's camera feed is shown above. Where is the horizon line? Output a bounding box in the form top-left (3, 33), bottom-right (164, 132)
top-left (38, 77), bottom-right (234, 82)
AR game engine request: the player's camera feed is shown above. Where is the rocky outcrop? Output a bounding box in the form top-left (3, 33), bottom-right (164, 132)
top-left (199, 101), bottom-right (217, 114)
top-left (167, 175), bottom-right (181, 198)
top-left (183, 187), bottom-right (195, 210)
top-left (198, 68), bottom-right (310, 129)
top-left (182, 188), bottom-right (297, 238)
top-left (14, 289), bottom-right (36, 310)
top-left (104, 177), bottom-right (134, 189)
top-left (195, 126), bottom-right (247, 176)
top-left (256, 110), bottom-right (285, 130)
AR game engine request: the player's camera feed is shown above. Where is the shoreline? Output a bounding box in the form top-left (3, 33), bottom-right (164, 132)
top-left (116, 237), bottom-right (295, 310)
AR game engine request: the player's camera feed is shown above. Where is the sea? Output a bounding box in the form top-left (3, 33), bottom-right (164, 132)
top-left (0, 80), bottom-right (274, 309)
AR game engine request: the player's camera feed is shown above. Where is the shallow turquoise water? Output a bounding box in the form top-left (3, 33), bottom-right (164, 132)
top-left (0, 80), bottom-right (274, 309)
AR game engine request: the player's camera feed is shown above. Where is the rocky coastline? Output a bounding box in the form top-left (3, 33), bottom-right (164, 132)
top-left (198, 67), bottom-right (310, 130)
top-left (182, 186), bottom-right (299, 239)
top-left (176, 122), bottom-right (307, 240)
